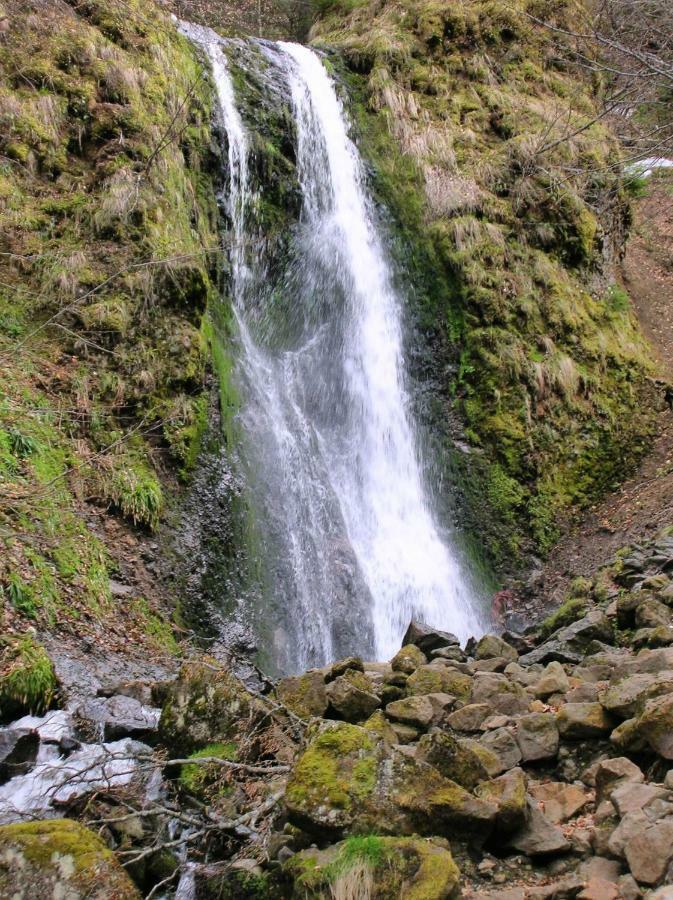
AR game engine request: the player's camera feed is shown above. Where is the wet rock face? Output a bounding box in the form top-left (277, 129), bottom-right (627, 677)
top-left (0, 819), bottom-right (139, 899)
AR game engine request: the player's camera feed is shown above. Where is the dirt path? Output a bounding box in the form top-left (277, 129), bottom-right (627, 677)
top-left (535, 178), bottom-right (673, 604)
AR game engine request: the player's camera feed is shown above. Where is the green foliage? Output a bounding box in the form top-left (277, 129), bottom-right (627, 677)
top-left (4, 574), bottom-right (38, 619)
top-left (0, 635), bottom-right (56, 720)
top-left (179, 741), bottom-right (237, 799)
top-left (606, 284), bottom-right (631, 314)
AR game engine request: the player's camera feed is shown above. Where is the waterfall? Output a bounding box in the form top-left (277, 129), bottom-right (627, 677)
top-left (183, 25), bottom-right (487, 670)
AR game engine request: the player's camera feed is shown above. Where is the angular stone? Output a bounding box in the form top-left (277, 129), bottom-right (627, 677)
top-left (600, 671), bottom-right (673, 719)
top-left (610, 781), bottom-right (669, 817)
top-left (391, 644), bottom-right (427, 674)
top-left (514, 713), bottom-right (559, 762)
top-left (0, 729), bottom-right (39, 784)
top-left (636, 693), bottom-right (673, 758)
top-left (402, 621), bottom-right (460, 654)
top-left (475, 635), bottom-right (518, 663)
top-left (594, 757), bottom-right (644, 804)
top-left (533, 661), bottom-right (570, 699)
top-left (446, 703), bottom-right (493, 733)
top-left (80, 695), bottom-right (160, 742)
top-left (386, 695), bottom-right (434, 729)
top-left (566, 682), bottom-right (600, 703)
top-left (528, 781), bottom-right (589, 824)
top-left (327, 657), bottom-right (365, 681)
top-left (507, 800), bottom-right (571, 856)
top-left (608, 809), bottom-right (650, 858)
top-left (625, 818), bottom-right (673, 885)
top-left (471, 673), bottom-right (530, 715)
top-left (636, 597), bottom-right (672, 629)
top-left (390, 722), bottom-right (421, 744)
top-left (407, 664), bottom-right (472, 702)
top-left (0, 819), bottom-right (138, 898)
top-left (457, 738), bottom-right (504, 778)
top-left (577, 879), bottom-right (619, 900)
top-left (475, 767), bottom-right (528, 833)
top-left (556, 703), bottom-right (614, 739)
top-left (417, 731), bottom-right (489, 790)
top-left (325, 672), bottom-right (380, 722)
top-left (480, 727), bottom-right (522, 772)
top-left (275, 670), bottom-right (327, 721)
top-left (285, 720), bottom-right (497, 839)
top-left (473, 657), bottom-right (508, 673)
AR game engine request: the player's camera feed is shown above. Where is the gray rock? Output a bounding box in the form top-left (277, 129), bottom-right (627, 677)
top-left (514, 713), bottom-right (559, 762)
top-left (0, 729), bottom-right (39, 783)
top-left (507, 800), bottom-right (571, 856)
top-left (402, 620), bottom-right (459, 653)
top-left (325, 673), bottom-right (380, 722)
top-left (556, 702), bottom-right (614, 739)
top-left (480, 727), bottom-right (522, 772)
top-left (475, 635), bottom-right (518, 663)
top-left (471, 673), bottom-right (530, 715)
top-left (528, 781), bottom-right (589, 824)
top-left (595, 757), bottom-right (644, 804)
top-left (532, 661), bottom-right (570, 699)
top-left (625, 818), bottom-right (673, 885)
top-left (446, 703), bottom-right (493, 733)
top-left (611, 781), bottom-right (669, 817)
top-left (385, 696), bottom-right (435, 729)
top-left (79, 695), bottom-right (160, 741)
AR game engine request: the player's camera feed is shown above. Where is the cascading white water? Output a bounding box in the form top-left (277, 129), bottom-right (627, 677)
top-left (183, 25), bottom-right (488, 669)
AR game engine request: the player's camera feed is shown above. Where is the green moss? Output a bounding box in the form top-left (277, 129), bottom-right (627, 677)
top-left (0, 635), bottom-right (56, 722)
top-left (538, 597), bottom-right (589, 640)
top-left (285, 723), bottom-right (378, 811)
top-left (179, 741), bottom-right (236, 800)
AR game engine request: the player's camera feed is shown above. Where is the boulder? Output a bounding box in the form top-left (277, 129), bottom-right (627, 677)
top-left (159, 661), bottom-right (255, 754)
top-left (480, 727), bottom-right (522, 772)
top-left (391, 644), bottom-right (427, 674)
top-left (386, 696), bottom-right (435, 729)
top-left (624, 818), bottom-right (673, 885)
top-left (594, 757), bottom-right (644, 804)
top-left (402, 621), bottom-right (460, 654)
top-left (407, 665), bottom-right (472, 702)
top-left (276, 670), bottom-right (328, 720)
top-left (457, 739), bottom-right (504, 778)
top-left (0, 729), bottom-right (39, 784)
top-left (284, 721), bottom-right (497, 839)
top-left (416, 731), bottom-right (490, 790)
top-left (446, 703), bottom-right (493, 733)
top-left (520, 610), bottom-right (614, 667)
top-left (635, 597), bottom-right (672, 629)
top-left (507, 800), bottom-right (571, 856)
top-left (327, 657), bottom-right (365, 681)
top-left (532, 662), bottom-right (570, 699)
top-left (0, 819), bottom-right (139, 899)
top-left (599, 671), bottom-right (673, 719)
top-left (610, 781), bottom-right (669, 817)
top-left (78, 696), bottom-right (160, 742)
top-left (285, 836), bottom-right (460, 899)
top-left (514, 713), bottom-right (559, 762)
top-left (634, 693), bottom-right (673, 758)
top-left (325, 671), bottom-right (380, 722)
top-left (556, 703), bottom-right (614, 739)
top-left (475, 635), bottom-right (518, 664)
top-left (528, 782), bottom-right (589, 824)
top-left (471, 673), bottom-right (530, 715)
top-left (475, 767), bottom-right (528, 833)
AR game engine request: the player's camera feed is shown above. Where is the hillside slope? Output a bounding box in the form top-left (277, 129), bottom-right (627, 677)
top-left (311, 0), bottom-right (661, 567)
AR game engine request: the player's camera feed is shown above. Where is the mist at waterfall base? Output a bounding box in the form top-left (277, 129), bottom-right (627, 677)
top-left (183, 25), bottom-right (490, 673)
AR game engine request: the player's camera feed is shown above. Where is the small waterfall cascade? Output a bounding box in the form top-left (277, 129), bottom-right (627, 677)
top-left (182, 25), bottom-right (488, 670)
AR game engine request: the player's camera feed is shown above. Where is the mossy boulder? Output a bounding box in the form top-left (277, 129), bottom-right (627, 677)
top-left (471, 672), bottom-right (530, 715)
top-left (407, 665), bottom-right (472, 702)
top-left (0, 636), bottom-right (57, 724)
top-left (285, 835), bottom-right (460, 899)
top-left (284, 721), bottom-right (496, 839)
top-left (325, 670), bottom-right (380, 722)
top-left (158, 660), bottom-right (253, 754)
top-left (475, 635), bottom-right (518, 663)
top-left (276, 670), bottom-right (328, 719)
top-left (391, 644), bottom-right (428, 674)
top-left (631, 694), bottom-right (673, 759)
top-left (0, 819), bottom-right (139, 899)
top-left (416, 731), bottom-right (490, 790)
top-left (556, 702), bottom-right (614, 739)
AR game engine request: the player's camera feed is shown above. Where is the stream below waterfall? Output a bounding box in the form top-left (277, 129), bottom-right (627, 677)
top-left (182, 25), bottom-right (490, 672)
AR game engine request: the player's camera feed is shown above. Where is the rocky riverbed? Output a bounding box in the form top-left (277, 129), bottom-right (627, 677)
top-left (6, 529), bottom-right (673, 897)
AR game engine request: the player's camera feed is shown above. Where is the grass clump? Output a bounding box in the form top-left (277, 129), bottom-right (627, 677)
top-left (0, 635), bottom-right (56, 722)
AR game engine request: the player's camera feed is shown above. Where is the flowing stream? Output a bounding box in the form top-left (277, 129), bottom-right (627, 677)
top-left (183, 26), bottom-right (488, 670)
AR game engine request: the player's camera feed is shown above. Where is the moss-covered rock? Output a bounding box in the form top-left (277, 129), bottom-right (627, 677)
top-left (407, 665), bottom-right (472, 702)
top-left (158, 659), bottom-right (253, 754)
top-left (416, 731), bottom-right (489, 790)
top-left (0, 819), bottom-right (139, 899)
top-left (391, 644), bottom-right (428, 674)
top-left (475, 767), bottom-right (528, 834)
top-left (284, 720), bottom-right (496, 840)
top-left (285, 835), bottom-right (461, 899)
top-left (276, 671), bottom-right (328, 719)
